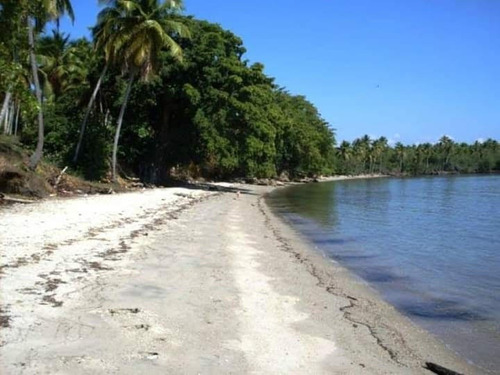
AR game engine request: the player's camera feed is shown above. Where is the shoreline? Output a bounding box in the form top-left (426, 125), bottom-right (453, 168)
top-left (0, 182), bottom-right (485, 374)
top-left (261, 186), bottom-right (490, 374)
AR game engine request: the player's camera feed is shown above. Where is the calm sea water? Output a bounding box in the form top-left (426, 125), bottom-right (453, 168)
top-left (267, 175), bottom-right (500, 373)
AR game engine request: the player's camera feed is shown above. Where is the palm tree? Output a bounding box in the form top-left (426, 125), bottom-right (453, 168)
top-left (25, 0), bottom-right (74, 169)
top-left (0, 1), bottom-right (23, 128)
top-left (94, 0), bottom-right (189, 181)
top-left (438, 135), bottom-right (454, 172)
top-left (338, 140), bottom-right (352, 174)
top-left (372, 136), bottom-right (388, 173)
top-left (38, 30), bottom-right (88, 100)
top-left (352, 135), bottom-right (370, 174)
top-left (0, 92), bottom-right (12, 128)
top-left (72, 1), bottom-right (120, 164)
top-left (395, 142), bottom-right (405, 173)
top-left (0, 49), bottom-right (32, 135)
top-left (420, 142), bottom-right (432, 173)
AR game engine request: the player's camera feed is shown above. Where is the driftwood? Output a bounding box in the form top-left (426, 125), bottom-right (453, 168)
top-left (425, 362), bottom-right (464, 375)
top-left (0, 193), bottom-right (36, 204)
top-left (54, 166), bottom-right (68, 188)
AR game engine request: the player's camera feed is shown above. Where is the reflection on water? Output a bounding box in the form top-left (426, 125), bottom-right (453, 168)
top-left (268, 175), bottom-right (500, 372)
top-left (274, 182), bottom-right (340, 227)
top-left (400, 299), bottom-right (487, 321)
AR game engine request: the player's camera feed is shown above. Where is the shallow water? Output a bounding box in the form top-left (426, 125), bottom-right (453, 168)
top-left (267, 175), bottom-right (500, 372)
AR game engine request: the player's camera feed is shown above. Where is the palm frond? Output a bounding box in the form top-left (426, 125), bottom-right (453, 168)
top-left (163, 19), bottom-right (191, 39)
top-left (95, 0), bottom-right (190, 80)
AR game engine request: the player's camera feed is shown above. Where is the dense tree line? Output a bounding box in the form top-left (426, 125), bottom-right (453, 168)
top-left (0, 0), bottom-right (336, 183)
top-left (0, 0), bottom-right (498, 184)
top-left (336, 135), bottom-right (500, 176)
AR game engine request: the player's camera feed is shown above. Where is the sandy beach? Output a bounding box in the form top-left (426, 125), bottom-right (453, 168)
top-left (0, 184), bottom-right (484, 374)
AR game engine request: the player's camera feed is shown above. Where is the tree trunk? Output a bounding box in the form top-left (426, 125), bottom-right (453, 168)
top-left (0, 91), bottom-right (12, 128)
top-left (7, 101), bottom-right (15, 135)
top-left (444, 153), bottom-right (451, 171)
top-left (28, 18), bottom-right (45, 170)
top-left (112, 72), bottom-right (135, 182)
top-left (152, 98), bottom-right (175, 184)
top-left (14, 103), bottom-right (20, 136)
top-left (104, 109), bottom-right (111, 127)
top-left (3, 101), bottom-right (9, 134)
top-left (73, 64), bottom-right (109, 164)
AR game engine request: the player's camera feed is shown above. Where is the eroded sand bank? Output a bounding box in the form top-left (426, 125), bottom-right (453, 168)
top-left (0, 184), bottom-right (483, 374)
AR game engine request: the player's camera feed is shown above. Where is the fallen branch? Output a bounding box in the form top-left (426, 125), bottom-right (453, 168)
top-left (425, 362), bottom-right (463, 375)
top-left (54, 166), bottom-right (68, 188)
top-left (0, 193), bottom-right (36, 204)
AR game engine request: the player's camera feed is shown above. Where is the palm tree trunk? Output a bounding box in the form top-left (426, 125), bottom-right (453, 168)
top-left (7, 101), bottom-right (15, 135)
top-left (73, 64), bottom-right (109, 164)
top-left (28, 18), bottom-right (45, 170)
top-left (112, 72), bottom-right (135, 182)
top-left (14, 103), bottom-right (20, 136)
top-left (0, 91), bottom-right (12, 128)
top-left (104, 109), bottom-right (111, 127)
top-left (3, 101), bottom-right (9, 134)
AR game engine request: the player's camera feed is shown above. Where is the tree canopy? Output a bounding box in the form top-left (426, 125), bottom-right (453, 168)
top-left (0, 1), bottom-right (498, 183)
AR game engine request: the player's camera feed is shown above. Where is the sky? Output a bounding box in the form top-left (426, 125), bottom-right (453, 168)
top-left (58, 0), bottom-right (500, 145)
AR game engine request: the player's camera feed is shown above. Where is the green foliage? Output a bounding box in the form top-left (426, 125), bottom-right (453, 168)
top-left (38, 31), bottom-right (90, 100)
top-left (2, 0), bottom-right (337, 181)
top-left (273, 91), bottom-right (336, 177)
top-left (8, 2), bottom-right (497, 184)
top-left (124, 18), bottom-right (337, 181)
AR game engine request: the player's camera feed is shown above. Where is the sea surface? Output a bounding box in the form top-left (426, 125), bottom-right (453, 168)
top-left (267, 175), bottom-right (500, 373)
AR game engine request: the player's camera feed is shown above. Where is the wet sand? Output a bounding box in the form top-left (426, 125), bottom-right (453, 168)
top-left (0, 184), bottom-right (483, 374)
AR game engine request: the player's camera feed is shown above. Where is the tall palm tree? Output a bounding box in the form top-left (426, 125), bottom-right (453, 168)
top-left (420, 142), bottom-right (432, 173)
top-left (395, 142), bottom-right (405, 173)
top-left (372, 136), bottom-right (388, 173)
top-left (338, 140), bottom-right (352, 174)
top-left (93, 0), bottom-right (189, 181)
top-left (352, 135), bottom-right (370, 174)
top-left (25, 0), bottom-right (74, 169)
top-left (73, 0), bottom-right (145, 164)
top-left (0, 1), bottom-right (23, 127)
top-left (438, 135), bottom-right (454, 172)
top-left (0, 92), bottom-right (12, 127)
top-left (73, 0), bottom-right (189, 171)
top-left (72, 1), bottom-right (119, 164)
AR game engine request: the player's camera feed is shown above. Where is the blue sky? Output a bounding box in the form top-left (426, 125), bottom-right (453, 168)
top-left (58, 0), bottom-right (500, 145)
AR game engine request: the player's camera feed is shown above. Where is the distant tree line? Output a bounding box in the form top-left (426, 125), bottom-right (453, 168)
top-left (0, 0), bottom-right (498, 184)
top-left (336, 135), bottom-right (500, 176)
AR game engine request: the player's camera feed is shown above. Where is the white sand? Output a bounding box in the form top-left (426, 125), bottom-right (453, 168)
top-left (0, 185), bottom-right (483, 374)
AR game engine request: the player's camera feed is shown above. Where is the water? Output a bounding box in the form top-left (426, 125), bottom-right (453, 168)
top-left (267, 175), bottom-right (500, 373)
